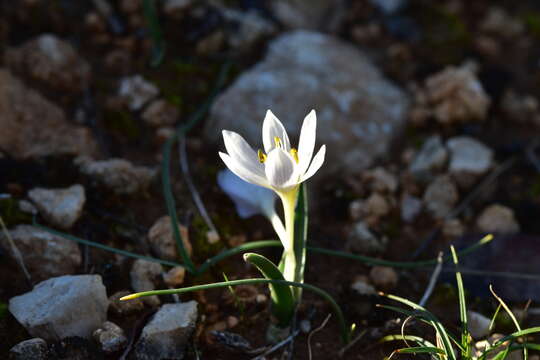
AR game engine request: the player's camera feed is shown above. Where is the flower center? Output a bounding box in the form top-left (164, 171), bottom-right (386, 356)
top-left (290, 148), bottom-right (299, 163)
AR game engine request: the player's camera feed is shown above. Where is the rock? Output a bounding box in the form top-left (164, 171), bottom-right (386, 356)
top-left (142, 99), bottom-right (179, 127)
top-left (411, 63), bottom-right (490, 125)
top-left (28, 184), bottom-right (85, 229)
top-left (447, 136), bottom-right (494, 188)
top-left (5, 34), bottom-right (91, 92)
top-left (0, 225), bottom-right (81, 281)
top-left (480, 7), bottom-right (524, 38)
top-left (93, 321), bottom-right (128, 354)
top-left (423, 175), bottom-right (459, 219)
top-left (442, 218), bottom-right (465, 239)
top-left (163, 266), bottom-right (186, 287)
top-left (369, 0), bottom-right (406, 14)
top-left (9, 338), bottom-right (48, 360)
top-left (468, 311), bottom-right (491, 339)
top-left (221, 9), bottom-right (277, 50)
top-left (18, 200), bottom-right (38, 215)
top-left (9, 275), bottom-right (108, 341)
top-left (196, 30), bottom-right (225, 56)
top-left (109, 291), bottom-right (145, 316)
top-left (147, 216), bottom-right (192, 261)
top-left (163, 0), bottom-right (193, 18)
top-left (409, 135), bottom-right (448, 182)
top-left (130, 259), bottom-right (164, 307)
top-left (365, 193), bottom-right (391, 218)
top-left (476, 204), bottom-right (520, 234)
top-left (400, 193), bottom-right (422, 223)
top-left (134, 301), bottom-right (198, 360)
top-left (350, 276), bottom-right (377, 296)
top-left (207, 31), bottom-right (410, 178)
top-left (75, 156), bottom-right (156, 195)
top-left (363, 167), bottom-right (398, 193)
top-left (369, 266), bottom-right (398, 291)
top-left (474, 334), bottom-right (523, 360)
top-left (0, 69), bottom-right (97, 159)
top-left (118, 75), bottom-right (159, 111)
top-left (349, 199), bottom-right (365, 221)
top-left (501, 90), bottom-right (540, 126)
top-left (269, 0), bottom-right (342, 30)
top-left (346, 221), bottom-right (387, 254)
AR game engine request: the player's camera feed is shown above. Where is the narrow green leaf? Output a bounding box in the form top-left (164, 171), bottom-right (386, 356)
top-left (451, 245), bottom-right (471, 357)
top-left (120, 277), bottom-right (351, 344)
top-left (142, 0), bottom-right (165, 66)
top-left (293, 183), bottom-right (308, 300)
top-left (397, 346), bottom-right (446, 355)
top-left (243, 253), bottom-right (295, 327)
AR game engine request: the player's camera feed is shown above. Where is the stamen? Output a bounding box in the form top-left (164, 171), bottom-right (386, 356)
top-left (290, 148), bottom-right (299, 163)
top-left (258, 149), bottom-right (267, 163)
top-left (273, 136), bottom-right (282, 149)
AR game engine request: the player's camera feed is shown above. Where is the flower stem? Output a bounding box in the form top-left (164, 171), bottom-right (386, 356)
top-left (279, 188), bottom-right (299, 285)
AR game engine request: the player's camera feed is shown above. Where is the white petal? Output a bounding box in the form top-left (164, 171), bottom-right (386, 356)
top-left (219, 152), bottom-right (269, 188)
top-left (297, 109), bottom-right (317, 175)
top-left (262, 110), bottom-right (290, 153)
top-left (264, 148), bottom-right (296, 190)
top-left (217, 169), bottom-right (276, 219)
top-left (301, 145), bottom-right (326, 182)
top-left (222, 130), bottom-right (264, 177)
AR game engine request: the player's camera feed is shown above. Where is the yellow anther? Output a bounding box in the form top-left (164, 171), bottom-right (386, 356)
top-left (258, 149), bottom-right (267, 163)
top-left (290, 148), bottom-right (299, 163)
top-left (274, 136), bottom-right (282, 148)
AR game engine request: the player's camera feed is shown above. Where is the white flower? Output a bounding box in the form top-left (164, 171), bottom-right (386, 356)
top-left (217, 169), bottom-right (276, 219)
top-left (219, 109), bottom-right (326, 194)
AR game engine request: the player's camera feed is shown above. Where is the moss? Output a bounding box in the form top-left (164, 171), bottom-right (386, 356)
top-left (103, 109), bottom-right (140, 139)
top-left (0, 198), bottom-right (31, 228)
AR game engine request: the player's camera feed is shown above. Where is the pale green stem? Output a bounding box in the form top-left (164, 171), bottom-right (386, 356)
top-left (278, 188), bottom-right (299, 283)
top-left (264, 210), bottom-right (287, 249)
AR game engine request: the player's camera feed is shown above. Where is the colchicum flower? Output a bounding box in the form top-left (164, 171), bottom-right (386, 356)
top-left (219, 110), bottom-right (326, 196)
top-left (219, 110), bottom-right (325, 285)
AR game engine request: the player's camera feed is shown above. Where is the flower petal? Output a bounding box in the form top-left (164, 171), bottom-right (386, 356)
top-left (297, 109), bottom-right (317, 175)
top-left (222, 130), bottom-right (264, 177)
top-left (262, 110), bottom-right (290, 153)
top-left (219, 152), bottom-right (269, 188)
top-left (264, 148), bottom-right (296, 190)
top-left (301, 145), bottom-right (326, 182)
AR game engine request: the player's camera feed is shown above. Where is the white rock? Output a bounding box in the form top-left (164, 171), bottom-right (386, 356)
top-left (93, 321), bottom-right (128, 354)
top-left (75, 156), bottom-right (156, 195)
top-left (28, 184), bottom-right (85, 229)
top-left (221, 9), bottom-right (277, 50)
top-left (447, 136), bottom-right (494, 187)
top-left (351, 276), bottom-right (377, 296)
top-left (468, 310), bottom-right (491, 339)
top-left (423, 175), bottom-right (459, 219)
top-left (409, 135), bottom-right (448, 182)
top-left (476, 204), bottom-right (520, 234)
top-left (207, 31), bottom-right (409, 180)
top-left (9, 275), bottom-right (108, 341)
top-left (401, 193), bottom-right (422, 223)
top-left (134, 302), bottom-right (198, 360)
top-left (369, 266), bottom-right (398, 291)
top-left (363, 167), bottom-right (399, 193)
top-left (118, 75), bottom-right (159, 111)
top-left (346, 221), bottom-right (387, 254)
top-left (130, 259), bottom-right (163, 307)
top-left (9, 338), bottom-right (48, 360)
top-left (0, 225), bottom-right (81, 281)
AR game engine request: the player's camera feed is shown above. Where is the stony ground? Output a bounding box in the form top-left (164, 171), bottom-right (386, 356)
top-left (1, 0), bottom-right (540, 359)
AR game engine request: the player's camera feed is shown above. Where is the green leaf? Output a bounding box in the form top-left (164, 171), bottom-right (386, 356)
top-left (142, 0), bottom-right (166, 66)
top-left (120, 277), bottom-right (351, 344)
top-left (293, 183), bottom-right (308, 300)
top-left (243, 253), bottom-right (295, 327)
top-left (451, 245), bottom-right (471, 357)
top-left (397, 346), bottom-right (446, 355)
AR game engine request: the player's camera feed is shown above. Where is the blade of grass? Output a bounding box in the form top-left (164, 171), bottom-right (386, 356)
top-left (120, 278), bottom-right (351, 344)
top-left (293, 183), bottom-right (308, 300)
top-left (34, 223), bottom-right (184, 268)
top-left (451, 245), bottom-right (471, 357)
top-left (142, 0), bottom-right (165, 66)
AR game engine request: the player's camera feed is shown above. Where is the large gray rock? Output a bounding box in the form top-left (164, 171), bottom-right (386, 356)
top-left (28, 184), bottom-right (86, 229)
top-left (9, 275), bottom-right (108, 342)
top-left (0, 225), bottom-right (81, 281)
top-left (207, 31), bottom-right (410, 177)
top-left (134, 302), bottom-right (198, 360)
top-left (0, 69), bottom-right (97, 159)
